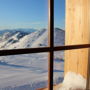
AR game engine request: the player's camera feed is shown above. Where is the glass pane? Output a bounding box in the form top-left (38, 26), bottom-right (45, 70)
top-left (0, 53), bottom-right (48, 90)
top-left (54, 0), bottom-right (88, 46)
top-left (53, 51), bottom-right (64, 89)
top-left (0, 0), bottom-right (48, 50)
top-left (54, 0), bottom-right (65, 46)
top-left (54, 49), bottom-right (87, 90)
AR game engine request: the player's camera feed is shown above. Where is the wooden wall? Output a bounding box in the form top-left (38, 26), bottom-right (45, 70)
top-left (65, 0), bottom-right (90, 78)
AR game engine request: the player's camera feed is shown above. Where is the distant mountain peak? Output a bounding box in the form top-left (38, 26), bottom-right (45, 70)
top-left (0, 28), bottom-right (65, 49)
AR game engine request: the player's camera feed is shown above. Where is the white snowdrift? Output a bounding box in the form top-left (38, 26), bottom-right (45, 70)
top-left (59, 72), bottom-right (86, 90)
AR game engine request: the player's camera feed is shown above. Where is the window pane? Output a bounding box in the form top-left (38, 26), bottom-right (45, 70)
top-left (53, 51), bottom-right (64, 89)
top-left (0, 0), bottom-right (48, 49)
top-left (54, 0), bottom-right (89, 46)
top-left (54, 48), bottom-right (88, 90)
top-left (0, 53), bottom-right (48, 90)
top-left (54, 0), bottom-right (65, 46)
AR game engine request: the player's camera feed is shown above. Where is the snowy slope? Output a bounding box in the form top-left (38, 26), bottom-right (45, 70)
top-left (0, 28), bottom-right (65, 90)
top-left (0, 53), bottom-right (64, 90)
top-left (31, 28), bottom-right (65, 47)
top-left (0, 28), bottom-right (64, 49)
top-left (0, 30), bottom-right (30, 49)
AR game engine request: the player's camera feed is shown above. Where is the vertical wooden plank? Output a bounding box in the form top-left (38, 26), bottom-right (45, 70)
top-left (65, 0), bottom-right (89, 78)
top-left (86, 48), bottom-right (90, 89)
top-left (86, 0), bottom-right (90, 88)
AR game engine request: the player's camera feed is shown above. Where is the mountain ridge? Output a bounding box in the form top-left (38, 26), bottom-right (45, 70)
top-left (0, 28), bottom-right (65, 49)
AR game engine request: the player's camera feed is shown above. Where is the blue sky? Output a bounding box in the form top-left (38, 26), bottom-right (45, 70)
top-left (54, 0), bottom-right (65, 30)
top-left (0, 0), bottom-right (65, 30)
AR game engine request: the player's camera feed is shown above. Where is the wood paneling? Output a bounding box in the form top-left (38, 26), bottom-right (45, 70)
top-left (65, 0), bottom-right (89, 78)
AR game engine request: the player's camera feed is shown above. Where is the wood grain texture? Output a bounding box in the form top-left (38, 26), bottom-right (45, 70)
top-left (65, 0), bottom-right (90, 78)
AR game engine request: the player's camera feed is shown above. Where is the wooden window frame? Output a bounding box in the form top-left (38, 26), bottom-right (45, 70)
top-left (0, 0), bottom-right (90, 90)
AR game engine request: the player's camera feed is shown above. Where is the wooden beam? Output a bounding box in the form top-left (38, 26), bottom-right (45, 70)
top-left (48, 0), bottom-right (54, 90)
top-left (65, 0), bottom-right (89, 79)
top-left (86, 0), bottom-right (90, 89)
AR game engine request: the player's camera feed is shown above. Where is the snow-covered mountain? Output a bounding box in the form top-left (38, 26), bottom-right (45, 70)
top-left (0, 28), bottom-right (36, 35)
top-left (0, 28), bottom-right (65, 49)
top-left (0, 28), bottom-right (65, 90)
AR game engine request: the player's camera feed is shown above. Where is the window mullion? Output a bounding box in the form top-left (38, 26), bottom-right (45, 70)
top-left (48, 0), bottom-right (54, 90)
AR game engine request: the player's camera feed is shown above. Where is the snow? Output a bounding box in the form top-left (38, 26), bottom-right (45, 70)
top-left (59, 72), bottom-right (86, 90)
top-left (0, 53), bottom-right (64, 90)
top-left (31, 29), bottom-right (48, 47)
top-left (0, 28), bottom-right (65, 90)
top-left (0, 28), bottom-right (65, 49)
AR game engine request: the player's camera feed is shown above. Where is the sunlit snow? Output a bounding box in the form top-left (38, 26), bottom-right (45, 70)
top-left (0, 28), bottom-right (65, 90)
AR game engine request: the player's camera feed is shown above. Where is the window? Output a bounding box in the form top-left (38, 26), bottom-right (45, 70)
top-left (0, 0), bottom-right (89, 90)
